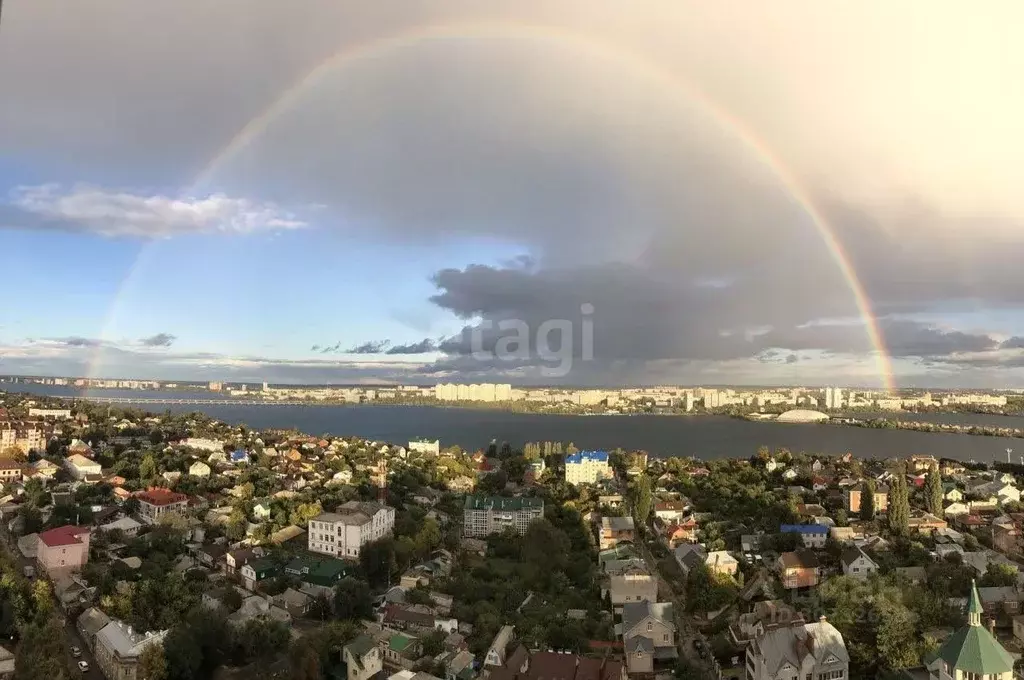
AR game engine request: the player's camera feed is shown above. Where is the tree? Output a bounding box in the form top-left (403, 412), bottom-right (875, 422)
top-left (628, 474), bottom-right (653, 530)
top-left (140, 454), bottom-right (158, 481)
top-left (980, 562), bottom-right (1019, 587)
top-left (15, 616), bottom-right (68, 680)
top-left (860, 479), bottom-right (876, 520)
top-left (360, 538), bottom-right (396, 588)
top-left (414, 518), bottom-right (441, 557)
top-left (0, 447), bottom-right (25, 462)
top-left (138, 644), bottom-right (168, 680)
top-left (925, 468), bottom-right (943, 517)
top-left (334, 578), bottom-right (373, 621)
top-left (889, 474), bottom-right (910, 536)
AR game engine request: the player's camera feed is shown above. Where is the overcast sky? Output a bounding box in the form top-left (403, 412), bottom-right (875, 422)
top-left (2, 1), bottom-right (1024, 387)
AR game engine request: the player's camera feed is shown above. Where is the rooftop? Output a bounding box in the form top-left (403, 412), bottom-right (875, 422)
top-left (136, 487), bottom-right (187, 506)
top-left (464, 495), bottom-right (543, 511)
top-left (566, 450), bottom-right (609, 464)
top-left (38, 524), bottom-right (88, 548)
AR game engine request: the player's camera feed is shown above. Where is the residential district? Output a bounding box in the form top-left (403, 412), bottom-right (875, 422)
top-left (4, 392), bottom-right (1024, 680)
top-left (4, 376), bottom-right (1018, 414)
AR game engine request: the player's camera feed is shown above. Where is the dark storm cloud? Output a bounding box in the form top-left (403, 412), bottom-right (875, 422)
top-left (345, 341), bottom-right (391, 355)
top-left (386, 339), bottom-right (437, 354)
top-left (1002, 337), bottom-right (1024, 349)
top-left (139, 333), bottom-right (177, 347)
top-left (786, 354), bottom-right (798, 364)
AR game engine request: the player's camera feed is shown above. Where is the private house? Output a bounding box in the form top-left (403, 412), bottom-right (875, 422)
top-left (673, 544), bottom-right (707, 577)
top-left (94, 619), bottom-right (168, 680)
top-left (845, 485), bottom-right (889, 514)
top-left (283, 555), bottom-right (348, 596)
top-left (273, 588), bottom-right (312, 618)
top-left (239, 557), bottom-right (278, 591)
top-left (65, 454), bottom-right (101, 480)
top-left (77, 607), bottom-right (112, 652)
top-left (654, 500), bottom-right (689, 524)
top-left (840, 546), bottom-right (878, 579)
top-left (945, 488), bottom-right (965, 503)
top-left (31, 459), bottom-right (59, 479)
top-left (606, 560), bottom-right (658, 610)
top-left (188, 461), bottom-right (211, 478)
top-left (908, 512), bottom-right (948, 533)
top-left (308, 500), bottom-right (396, 558)
top-left (37, 525), bottom-right (90, 576)
top-left (253, 501), bottom-right (272, 520)
top-left (226, 546), bottom-right (263, 574)
top-left (345, 635), bottom-right (383, 680)
top-left (978, 586), bottom-right (1024, 617)
top-left (383, 632), bottom-right (423, 670)
top-left (599, 516), bottom-right (635, 550)
top-left (729, 600), bottom-right (804, 648)
top-left (926, 581), bottom-right (1014, 680)
top-left (780, 524), bottom-right (829, 549)
top-left (620, 601), bottom-right (676, 675)
top-left (660, 517), bottom-right (698, 547)
top-left (135, 487), bottom-right (188, 525)
top-left (944, 502), bottom-right (971, 517)
top-left (485, 625), bottom-right (515, 667)
top-left (745, 617), bottom-right (849, 680)
top-left (705, 550), bottom-right (739, 577)
top-left (992, 516), bottom-right (1023, 554)
top-left (230, 449), bottom-right (250, 465)
top-left (0, 460), bottom-right (21, 484)
top-left (227, 595), bottom-right (290, 627)
top-left (777, 550), bottom-right (819, 589)
top-left (98, 516), bottom-right (142, 538)
top-left (508, 651), bottom-right (625, 680)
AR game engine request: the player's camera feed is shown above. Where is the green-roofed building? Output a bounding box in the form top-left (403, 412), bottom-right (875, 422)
top-left (284, 555), bottom-right (349, 594)
top-left (463, 494), bottom-right (544, 537)
top-left (925, 580), bottom-right (1015, 680)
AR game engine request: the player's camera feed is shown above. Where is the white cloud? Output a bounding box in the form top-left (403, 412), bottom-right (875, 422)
top-left (9, 184), bottom-right (306, 238)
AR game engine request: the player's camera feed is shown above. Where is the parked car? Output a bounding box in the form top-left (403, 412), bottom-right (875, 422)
top-left (77, 661), bottom-right (89, 673)
top-left (22, 566), bottom-right (34, 579)
top-left (71, 646), bottom-right (82, 658)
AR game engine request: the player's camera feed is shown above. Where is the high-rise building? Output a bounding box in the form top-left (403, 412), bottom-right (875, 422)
top-left (463, 495), bottom-right (543, 536)
top-left (565, 450), bottom-right (612, 485)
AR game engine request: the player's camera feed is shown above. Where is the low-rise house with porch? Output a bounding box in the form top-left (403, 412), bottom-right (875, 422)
top-left (344, 634), bottom-right (383, 680)
top-left (620, 600), bottom-right (676, 675)
top-left (841, 546), bottom-right (878, 579)
top-left (777, 550), bottom-right (819, 589)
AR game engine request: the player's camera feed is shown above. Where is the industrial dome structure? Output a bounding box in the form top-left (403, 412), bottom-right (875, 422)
top-left (776, 409), bottom-right (830, 423)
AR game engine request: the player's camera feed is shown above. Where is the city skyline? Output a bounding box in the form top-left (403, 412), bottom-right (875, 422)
top-left (3, 2), bottom-right (1024, 387)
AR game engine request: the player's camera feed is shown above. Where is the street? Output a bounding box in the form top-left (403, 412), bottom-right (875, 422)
top-left (635, 536), bottom-right (719, 680)
top-left (0, 525), bottom-right (102, 680)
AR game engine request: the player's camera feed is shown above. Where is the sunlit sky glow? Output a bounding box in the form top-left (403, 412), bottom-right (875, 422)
top-left (2, 1), bottom-right (1024, 387)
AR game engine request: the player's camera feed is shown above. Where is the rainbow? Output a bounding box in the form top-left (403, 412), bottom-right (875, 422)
top-left (95, 21), bottom-right (895, 390)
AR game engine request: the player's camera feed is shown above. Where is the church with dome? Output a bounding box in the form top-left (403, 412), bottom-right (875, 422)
top-left (926, 580), bottom-right (1015, 680)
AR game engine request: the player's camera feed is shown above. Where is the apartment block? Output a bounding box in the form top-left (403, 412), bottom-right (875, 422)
top-left (462, 495), bottom-right (543, 537)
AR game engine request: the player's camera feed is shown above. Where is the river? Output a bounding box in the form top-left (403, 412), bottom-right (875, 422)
top-left (6, 384), bottom-right (1022, 463)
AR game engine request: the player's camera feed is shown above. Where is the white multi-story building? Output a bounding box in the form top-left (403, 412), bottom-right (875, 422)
top-left (463, 495), bottom-right (544, 537)
top-left (408, 439), bottom-right (440, 455)
top-left (565, 450), bottom-right (612, 486)
top-left (433, 383), bottom-right (513, 402)
top-left (180, 437), bottom-right (226, 453)
top-left (746, 618), bottom-right (849, 680)
top-left (824, 387), bottom-right (845, 410)
top-left (308, 501), bottom-right (395, 558)
top-left (28, 408), bottom-right (72, 419)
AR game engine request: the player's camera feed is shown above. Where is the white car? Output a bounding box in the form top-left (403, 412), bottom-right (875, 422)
top-left (77, 661), bottom-right (89, 673)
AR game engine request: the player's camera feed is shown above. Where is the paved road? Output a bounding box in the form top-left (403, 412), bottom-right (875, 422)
top-left (0, 528), bottom-right (102, 680)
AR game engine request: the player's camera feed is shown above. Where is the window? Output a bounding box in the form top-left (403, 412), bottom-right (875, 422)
top-left (647, 622), bottom-right (653, 632)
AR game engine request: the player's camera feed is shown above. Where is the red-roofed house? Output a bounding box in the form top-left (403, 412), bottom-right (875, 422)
top-left (136, 487), bottom-right (188, 525)
top-left (37, 525), bottom-right (90, 576)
